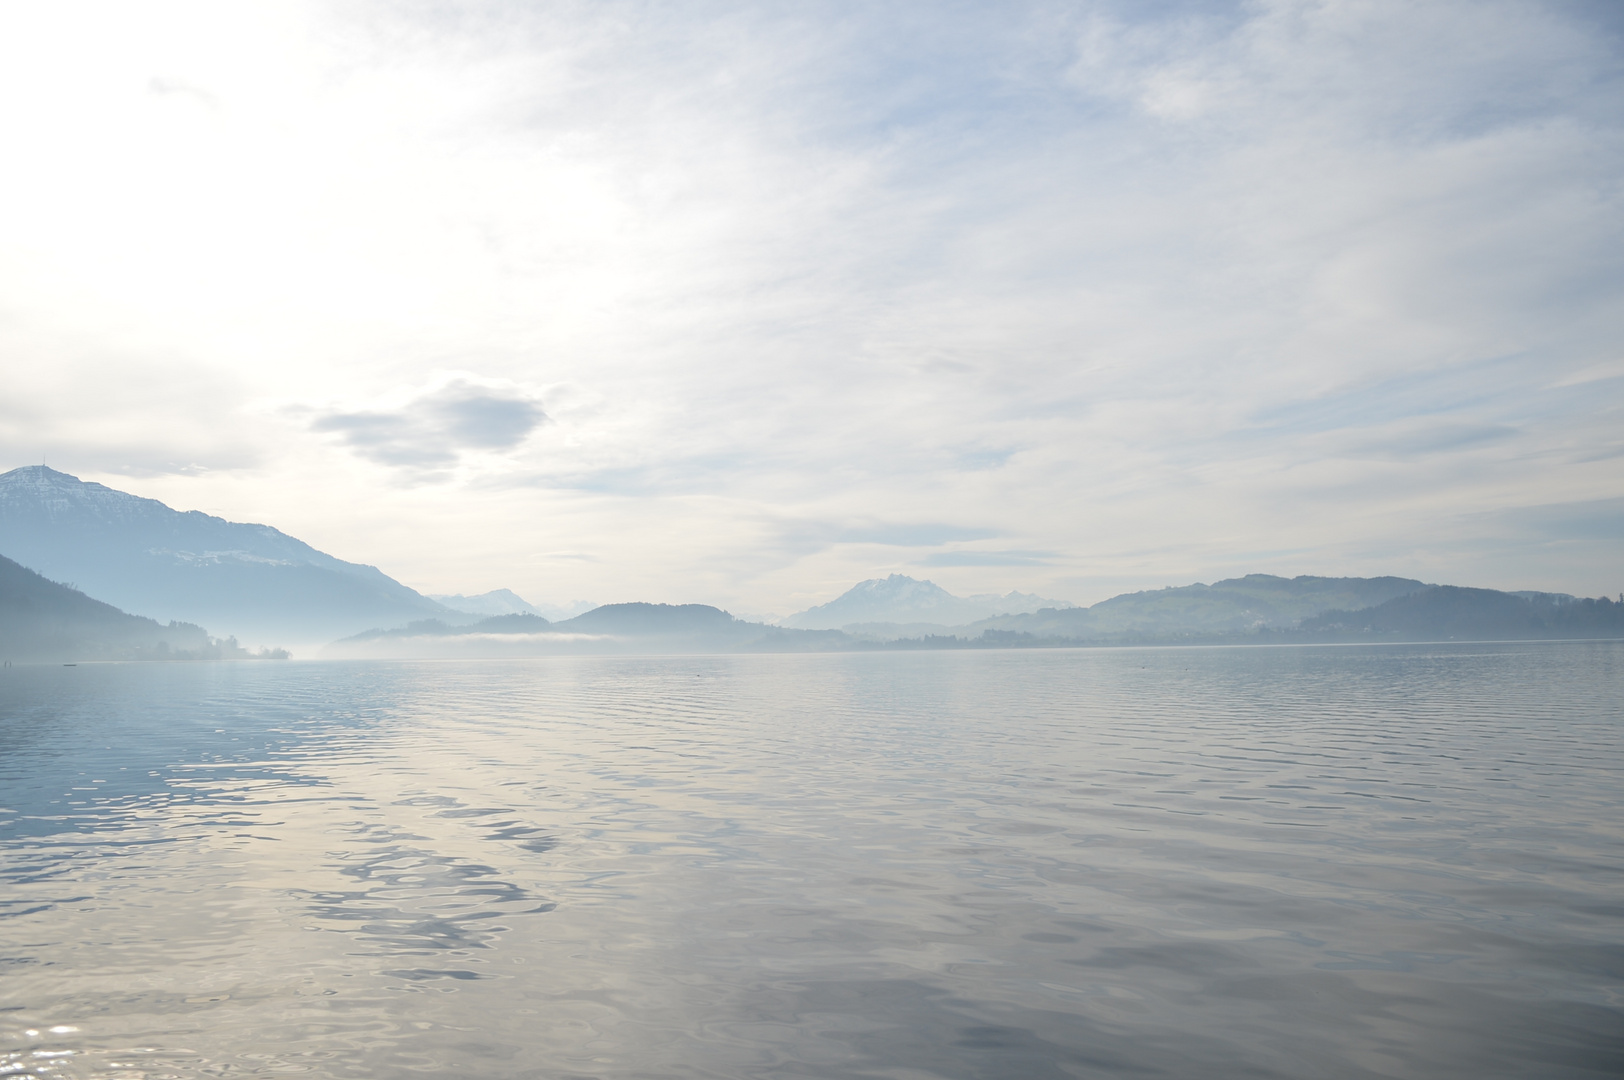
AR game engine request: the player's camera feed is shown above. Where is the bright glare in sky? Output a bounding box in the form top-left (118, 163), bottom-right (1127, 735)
top-left (1, 0), bottom-right (1620, 613)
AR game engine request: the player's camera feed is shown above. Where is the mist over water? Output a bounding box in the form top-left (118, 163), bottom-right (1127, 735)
top-left (2, 644), bottom-right (1621, 1078)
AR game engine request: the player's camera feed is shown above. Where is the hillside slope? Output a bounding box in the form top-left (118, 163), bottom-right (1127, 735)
top-left (974, 574), bottom-right (1431, 639)
top-left (783, 575), bottom-right (1072, 630)
top-left (0, 553), bottom-right (272, 661)
top-left (0, 466), bottom-right (453, 644)
top-left (1301, 586), bottom-right (1624, 640)
top-left (325, 603), bottom-right (848, 657)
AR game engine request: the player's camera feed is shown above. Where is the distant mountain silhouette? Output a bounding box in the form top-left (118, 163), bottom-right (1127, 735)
top-left (0, 466), bottom-right (452, 644)
top-left (336, 612), bottom-right (550, 644)
top-left (0, 553), bottom-right (283, 662)
top-left (430, 588), bottom-right (542, 617)
top-left (783, 574), bottom-right (1073, 630)
top-left (324, 574), bottom-right (1621, 656)
top-left (1301, 586), bottom-right (1624, 640)
top-left (974, 574), bottom-right (1432, 640)
top-left (429, 590), bottom-right (599, 621)
top-left (558, 602), bottom-right (739, 634)
top-left (326, 603), bottom-right (847, 658)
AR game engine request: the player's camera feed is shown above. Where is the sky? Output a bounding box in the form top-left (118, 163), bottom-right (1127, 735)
top-left (1, 0), bottom-right (1620, 616)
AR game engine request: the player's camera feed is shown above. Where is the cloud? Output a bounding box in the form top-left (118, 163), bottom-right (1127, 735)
top-left (835, 523), bottom-right (998, 547)
top-left (312, 379), bottom-right (548, 470)
top-left (147, 76), bottom-right (218, 109)
top-left (1551, 359), bottom-right (1624, 388)
top-left (920, 550), bottom-right (1056, 567)
top-left (1468, 496), bottom-right (1624, 543)
top-left (0, 1), bottom-right (1620, 606)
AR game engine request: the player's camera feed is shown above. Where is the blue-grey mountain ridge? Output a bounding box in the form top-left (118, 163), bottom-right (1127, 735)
top-left (0, 552), bottom-right (285, 662)
top-left (0, 466), bottom-right (458, 644)
top-left (2, 465), bottom-right (1620, 660)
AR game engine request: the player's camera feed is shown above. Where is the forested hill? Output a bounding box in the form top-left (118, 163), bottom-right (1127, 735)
top-left (326, 603), bottom-right (848, 657)
top-left (1300, 587), bottom-right (1624, 640)
top-left (0, 553), bottom-right (273, 661)
top-left (325, 577), bottom-right (1624, 656)
top-left (971, 574), bottom-right (1431, 639)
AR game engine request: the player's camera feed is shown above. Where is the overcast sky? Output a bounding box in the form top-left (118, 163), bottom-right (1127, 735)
top-left (1, 0), bottom-right (1620, 614)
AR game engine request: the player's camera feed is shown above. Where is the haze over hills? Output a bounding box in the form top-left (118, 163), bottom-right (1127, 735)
top-left (0, 553), bottom-right (284, 662)
top-left (970, 574), bottom-right (1435, 641)
top-left (0, 466), bottom-right (453, 646)
top-left (326, 603), bottom-right (845, 658)
top-left (1300, 587), bottom-right (1624, 641)
top-left (429, 589), bottom-right (542, 617)
top-left (324, 574), bottom-right (1624, 657)
top-left (781, 574), bottom-right (1074, 631)
top-left (429, 590), bottom-right (599, 622)
top-left (3, 466), bottom-right (1618, 658)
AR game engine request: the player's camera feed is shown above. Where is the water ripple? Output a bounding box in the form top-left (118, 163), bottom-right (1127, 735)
top-left (0, 643), bottom-right (1620, 1078)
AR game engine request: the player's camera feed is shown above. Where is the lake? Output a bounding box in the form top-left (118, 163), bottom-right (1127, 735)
top-left (2, 643), bottom-right (1621, 1078)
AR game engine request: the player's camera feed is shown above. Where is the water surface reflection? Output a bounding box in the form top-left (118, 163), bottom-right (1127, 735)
top-left (1, 644), bottom-right (1621, 1077)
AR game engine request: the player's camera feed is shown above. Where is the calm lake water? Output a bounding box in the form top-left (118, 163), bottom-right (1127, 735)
top-left (2, 643), bottom-right (1621, 1078)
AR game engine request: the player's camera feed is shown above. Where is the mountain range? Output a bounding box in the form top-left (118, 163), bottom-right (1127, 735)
top-left (1299, 586), bottom-right (1624, 641)
top-left (326, 603), bottom-right (846, 658)
top-left (967, 574), bottom-right (1431, 640)
top-left (324, 577), bottom-right (1624, 657)
top-left (0, 553), bottom-right (284, 662)
top-left (427, 588), bottom-right (540, 617)
top-left (428, 590), bottom-right (598, 621)
top-left (0, 466), bottom-right (464, 646)
top-left (2, 466), bottom-right (1619, 659)
top-left (780, 574), bottom-right (1072, 630)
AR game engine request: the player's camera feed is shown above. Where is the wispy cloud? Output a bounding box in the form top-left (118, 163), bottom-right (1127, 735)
top-left (920, 550), bottom-right (1056, 568)
top-left (0, 0), bottom-right (1619, 605)
top-left (834, 523), bottom-right (998, 547)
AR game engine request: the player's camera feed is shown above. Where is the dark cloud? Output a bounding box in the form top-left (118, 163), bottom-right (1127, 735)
top-left (313, 381), bottom-right (547, 470)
